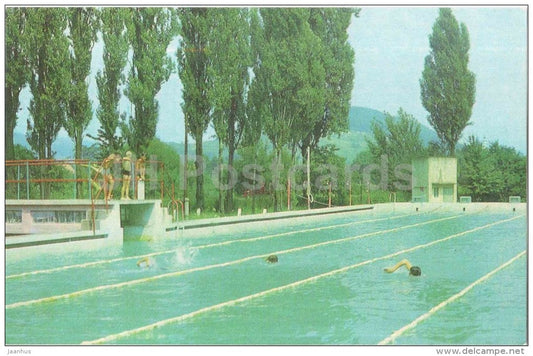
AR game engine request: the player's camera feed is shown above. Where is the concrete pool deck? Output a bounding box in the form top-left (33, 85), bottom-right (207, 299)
top-left (165, 201), bottom-right (526, 240)
top-left (4, 200), bottom-right (526, 250)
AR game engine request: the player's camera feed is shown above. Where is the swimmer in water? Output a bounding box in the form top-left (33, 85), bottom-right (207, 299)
top-left (136, 257), bottom-right (153, 268)
top-left (266, 255), bottom-right (278, 263)
top-left (384, 259), bottom-right (421, 276)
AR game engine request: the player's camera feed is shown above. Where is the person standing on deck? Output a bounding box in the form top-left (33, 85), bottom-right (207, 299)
top-left (136, 153), bottom-right (147, 181)
top-left (101, 153), bottom-right (120, 200)
top-left (121, 151), bottom-right (133, 200)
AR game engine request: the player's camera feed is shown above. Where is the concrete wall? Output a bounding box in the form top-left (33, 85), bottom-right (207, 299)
top-left (412, 157), bottom-right (457, 203)
top-left (412, 159), bottom-right (429, 202)
top-left (121, 202), bottom-right (167, 241)
top-left (5, 199), bottom-right (168, 248)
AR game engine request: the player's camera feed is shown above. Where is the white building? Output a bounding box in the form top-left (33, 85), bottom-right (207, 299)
top-left (412, 157), bottom-right (457, 203)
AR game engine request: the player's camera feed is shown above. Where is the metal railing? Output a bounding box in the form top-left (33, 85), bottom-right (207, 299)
top-left (5, 159), bottom-right (165, 201)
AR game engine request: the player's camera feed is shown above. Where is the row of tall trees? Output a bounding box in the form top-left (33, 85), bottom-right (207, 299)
top-left (6, 7), bottom-right (357, 207)
top-left (5, 7), bottom-right (178, 198)
top-left (178, 8), bottom-right (358, 211)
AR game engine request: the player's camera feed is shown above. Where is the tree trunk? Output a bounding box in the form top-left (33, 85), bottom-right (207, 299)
top-left (45, 141), bottom-right (52, 199)
top-left (273, 149), bottom-right (281, 212)
top-left (183, 127), bottom-right (188, 203)
top-left (75, 132), bottom-right (83, 198)
top-left (225, 122), bottom-right (236, 213)
top-left (195, 131), bottom-right (204, 210)
top-left (218, 139), bottom-right (224, 214)
top-left (225, 142), bottom-right (235, 213)
top-left (5, 89), bottom-right (16, 162)
top-left (252, 152), bottom-right (257, 214)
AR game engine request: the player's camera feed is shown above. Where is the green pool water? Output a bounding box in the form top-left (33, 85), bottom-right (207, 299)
top-left (5, 209), bottom-right (527, 345)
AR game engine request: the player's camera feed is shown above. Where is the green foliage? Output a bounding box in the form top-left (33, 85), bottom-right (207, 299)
top-left (123, 8), bottom-right (178, 154)
top-left (208, 8), bottom-right (252, 212)
top-left (92, 8), bottom-right (130, 153)
top-left (5, 8), bottom-right (31, 162)
top-left (65, 8), bottom-right (99, 198)
top-left (64, 8), bottom-right (99, 160)
top-left (252, 8), bottom-right (325, 156)
top-left (249, 8), bottom-right (329, 210)
top-left (146, 138), bottom-right (181, 200)
top-left (178, 8), bottom-right (214, 210)
top-left (458, 136), bottom-right (526, 202)
top-left (366, 108), bottom-right (424, 191)
top-left (301, 9), bottom-right (357, 155)
top-left (25, 8), bottom-right (71, 198)
top-left (420, 8), bottom-right (476, 156)
top-left (82, 143), bottom-right (102, 161)
top-left (14, 144), bottom-right (36, 160)
top-left (308, 144), bottom-right (348, 208)
top-left (26, 8), bottom-right (71, 161)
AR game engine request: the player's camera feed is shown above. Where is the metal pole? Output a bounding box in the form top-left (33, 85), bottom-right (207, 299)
top-left (17, 165), bottom-right (20, 200)
top-left (88, 161), bottom-right (92, 200)
top-left (349, 181), bottom-right (352, 206)
top-left (287, 177), bottom-right (291, 211)
top-left (328, 181), bottom-right (332, 208)
top-left (26, 161), bottom-right (30, 199)
top-left (132, 160), bottom-right (136, 199)
top-left (307, 146), bottom-right (311, 210)
top-left (74, 161), bottom-right (77, 199)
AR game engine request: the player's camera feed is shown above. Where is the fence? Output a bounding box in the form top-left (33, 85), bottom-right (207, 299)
top-left (5, 159), bottom-right (165, 201)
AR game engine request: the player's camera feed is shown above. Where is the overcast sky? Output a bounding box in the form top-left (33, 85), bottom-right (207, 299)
top-left (15, 6), bottom-right (528, 153)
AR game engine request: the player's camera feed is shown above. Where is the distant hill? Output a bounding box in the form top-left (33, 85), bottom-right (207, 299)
top-left (321, 106), bottom-right (438, 161)
top-left (348, 106), bottom-right (437, 144)
top-left (166, 139), bottom-right (222, 160)
top-left (13, 106), bottom-right (438, 161)
top-left (13, 132), bottom-right (76, 159)
top-left (166, 107), bottom-right (438, 161)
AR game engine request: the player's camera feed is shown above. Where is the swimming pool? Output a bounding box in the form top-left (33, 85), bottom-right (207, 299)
top-left (5, 205), bottom-right (527, 345)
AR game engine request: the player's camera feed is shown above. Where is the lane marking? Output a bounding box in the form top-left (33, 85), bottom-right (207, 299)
top-left (7, 212), bottom-right (417, 280)
top-left (378, 250), bottom-right (527, 345)
top-left (6, 214), bottom-right (462, 309)
top-left (81, 215), bottom-right (524, 345)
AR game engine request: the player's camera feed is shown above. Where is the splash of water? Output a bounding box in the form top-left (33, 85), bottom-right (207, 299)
top-left (172, 243), bottom-right (198, 266)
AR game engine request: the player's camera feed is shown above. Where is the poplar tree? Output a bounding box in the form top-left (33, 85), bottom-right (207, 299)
top-left (302, 8), bottom-right (358, 156)
top-left (208, 8), bottom-right (252, 213)
top-left (178, 8), bottom-right (213, 210)
top-left (64, 8), bottom-right (99, 197)
top-left (92, 8), bottom-right (129, 154)
top-left (250, 8), bottom-right (324, 211)
top-left (26, 8), bottom-right (70, 198)
top-left (65, 8), bottom-right (98, 159)
top-left (5, 8), bottom-right (30, 162)
top-left (420, 8), bottom-right (476, 156)
top-left (123, 7), bottom-right (178, 154)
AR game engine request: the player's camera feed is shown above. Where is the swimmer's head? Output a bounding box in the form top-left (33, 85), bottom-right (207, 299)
top-left (409, 266), bottom-right (421, 276)
top-left (266, 255), bottom-right (278, 263)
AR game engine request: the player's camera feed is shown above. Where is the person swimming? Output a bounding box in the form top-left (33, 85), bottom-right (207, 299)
top-left (266, 255), bottom-right (278, 263)
top-left (384, 259), bottom-right (421, 276)
top-left (136, 257), bottom-right (153, 268)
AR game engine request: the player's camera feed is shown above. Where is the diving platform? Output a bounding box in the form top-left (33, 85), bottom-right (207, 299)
top-left (5, 199), bottom-right (171, 249)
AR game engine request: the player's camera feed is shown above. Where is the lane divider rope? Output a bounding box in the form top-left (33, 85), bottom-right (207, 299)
top-left (378, 250), bottom-right (527, 345)
top-left (6, 214), bottom-right (463, 309)
top-left (80, 214), bottom-right (524, 345)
